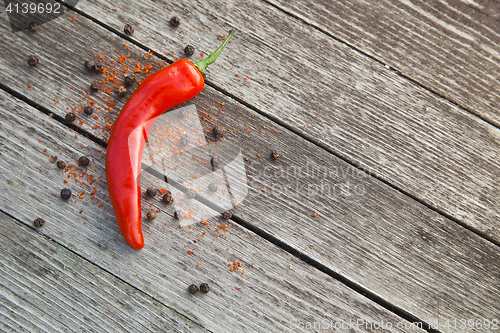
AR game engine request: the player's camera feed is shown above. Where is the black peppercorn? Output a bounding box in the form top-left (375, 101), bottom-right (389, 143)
top-left (173, 211), bottom-right (179, 219)
top-left (89, 82), bottom-right (99, 92)
top-left (186, 189), bottom-right (196, 199)
top-left (162, 192), bottom-right (174, 204)
top-left (169, 16), bottom-right (180, 27)
top-left (33, 218), bottom-right (45, 228)
top-left (221, 210), bottom-right (232, 220)
top-left (147, 211), bottom-right (156, 221)
top-left (60, 188), bottom-right (72, 200)
top-left (93, 62), bottom-right (103, 74)
top-left (212, 125), bottom-right (222, 138)
top-left (208, 183), bottom-right (217, 192)
top-left (184, 45), bottom-right (194, 57)
top-left (84, 60), bottom-right (95, 72)
top-left (65, 113), bottom-right (76, 123)
top-left (199, 283), bottom-right (210, 294)
top-left (83, 105), bottom-right (93, 115)
top-left (124, 24), bottom-right (134, 35)
top-left (188, 284), bottom-right (199, 294)
top-left (56, 160), bottom-right (66, 169)
top-left (271, 151), bottom-right (280, 160)
top-left (116, 85), bottom-right (127, 97)
top-left (28, 55), bottom-right (38, 67)
top-left (146, 188), bottom-right (157, 197)
top-left (29, 22), bottom-right (39, 32)
top-left (211, 156), bottom-right (220, 169)
top-left (123, 74), bottom-right (135, 86)
top-left (78, 156), bottom-right (90, 167)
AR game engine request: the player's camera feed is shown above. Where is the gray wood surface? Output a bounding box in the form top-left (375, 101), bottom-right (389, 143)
top-left (0, 91), bottom-right (426, 332)
top-left (0, 8), bottom-right (499, 332)
top-left (265, 0), bottom-right (500, 126)
top-left (0, 212), bottom-right (208, 333)
top-left (6, 0), bottom-right (500, 246)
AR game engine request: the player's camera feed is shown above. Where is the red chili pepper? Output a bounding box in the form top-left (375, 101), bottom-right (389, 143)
top-left (106, 30), bottom-right (235, 249)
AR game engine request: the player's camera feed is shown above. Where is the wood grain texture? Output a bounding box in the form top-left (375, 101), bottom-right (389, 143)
top-left (458, 0), bottom-right (500, 21)
top-left (265, 0), bottom-right (500, 125)
top-left (0, 9), bottom-right (499, 332)
top-left (53, 0), bottom-right (500, 243)
top-left (0, 212), bottom-right (209, 333)
top-left (0, 92), bottom-right (425, 333)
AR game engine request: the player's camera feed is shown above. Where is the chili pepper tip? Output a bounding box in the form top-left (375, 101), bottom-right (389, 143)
top-left (194, 30), bottom-right (235, 73)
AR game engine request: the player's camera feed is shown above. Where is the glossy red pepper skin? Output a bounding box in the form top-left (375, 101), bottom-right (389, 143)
top-left (106, 59), bottom-right (204, 249)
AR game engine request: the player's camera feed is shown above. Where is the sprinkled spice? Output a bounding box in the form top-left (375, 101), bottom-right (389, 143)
top-left (221, 210), bottom-right (232, 220)
top-left (116, 85), bottom-right (127, 97)
top-left (162, 192), bottom-right (174, 204)
top-left (27, 55), bottom-right (38, 67)
top-left (146, 188), bottom-right (157, 197)
top-left (65, 112), bottom-right (76, 123)
top-left (147, 211), bottom-right (156, 221)
top-left (311, 212), bottom-right (317, 217)
top-left (208, 183), bottom-right (217, 192)
top-left (49, 156), bottom-right (57, 163)
top-left (83, 105), bottom-right (93, 115)
top-left (188, 284), bottom-right (199, 294)
top-left (169, 16), bottom-right (180, 27)
top-left (123, 73), bottom-right (135, 86)
top-left (271, 151), bottom-right (280, 160)
top-left (211, 156), bottom-right (220, 169)
top-left (179, 136), bottom-right (189, 147)
top-left (29, 22), bottom-right (39, 31)
top-left (124, 24), bottom-right (134, 35)
top-left (78, 156), bottom-right (90, 167)
top-left (212, 125), bottom-right (222, 138)
top-left (199, 283), bottom-right (210, 294)
top-left (60, 188), bottom-right (72, 200)
top-left (56, 160), bottom-right (66, 169)
top-left (89, 82), bottom-right (99, 92)
top-left (33, 218), bottom-right (45, 228)
top-left (184, 45), bottom-right (194, 57)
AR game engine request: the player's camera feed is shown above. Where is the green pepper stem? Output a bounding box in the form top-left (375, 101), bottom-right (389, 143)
top-left (195, 30), bottom-right (235, 73)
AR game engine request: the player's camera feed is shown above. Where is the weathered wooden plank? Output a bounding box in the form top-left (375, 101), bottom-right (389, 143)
top-left (458, 0), bottom-right (500, 21)
top-left (264, 0), bottom-right (500, 125)
top-left (0, 213), bottom-right (209, 333)
top-left (0, 91), bottom-right (424, 333)
top-left (3, 0), bottom-right (499, 246)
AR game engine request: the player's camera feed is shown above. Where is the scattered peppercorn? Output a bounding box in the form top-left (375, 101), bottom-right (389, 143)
top-left (33, 218), bottom-right (45, 228)
top-left (186, 189), bottom-right (196, 199)
top-left (208, 183), bottom-right (217, 192)
top-left (65, 112), bottom-right (76, 123)
top-left (173, 211), bottom-right (179, 219)
top-left (146, 188), bottom-right (157, 197)
top-left (123, 73), bottom-right (135, 86)
top-left (184, 45), bottom-right (194, 57)
top-left (84, 60), bottom-right (95, 72)
top-left (147, 211), bottom-right (156, 221)
top-left (89, 82), bottom-right (99, 92)
top-left (116, 85), bottom-right (127, 97)
top-left (188, 284), bottom-right (199, 294)
top-left (78, 156), bottom-right (90, 167)
top-left (93, 62), bottom-right (103, 74)
top-left (271, 151), bottom-right (280, 160)
top-left (221, 210), bottom-right (232, 220)
top-left (29, 22), bottom-right (39, 31)
top-left (169, 16), bottom-right (180, 27)
top-left (211, 156), bottom-right (220, 169)
top-left (83, 105), bottom-right (93, 115)
top-left (124, 24), bottom-right (134, 35)
top-left (199, 283), bottom-right (210, 294)
top-left (56, 160), bottom-right (66, 169)
top-left (162, 192), bottom-right (174, 204)
top-left (212, 125), bottom-right (223, 138)
top-left (60, 188), bottom-right (72, 200)
top-left (27, 55), bottom-right (38, 67)
top-left (49, 156), bottom-right (57, 163)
